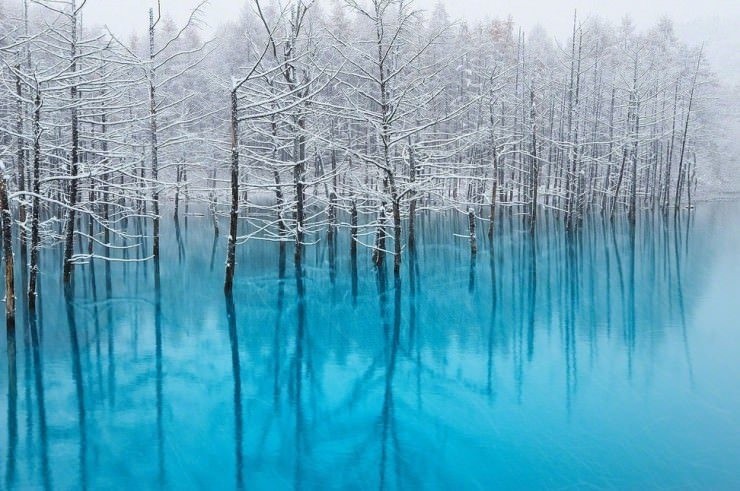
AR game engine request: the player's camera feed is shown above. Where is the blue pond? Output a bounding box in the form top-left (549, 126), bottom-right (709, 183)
top-left (2, 202), bottom-right (740, 489)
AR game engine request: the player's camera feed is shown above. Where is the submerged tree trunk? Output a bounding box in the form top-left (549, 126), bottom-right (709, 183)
top-left (628, 59), bottom-right (640, 225)
top-left (664, 83), bottom-right (679, 210)
top-left (62, 1), bottom-right (80, 283)
top-left (1, 168), bottom-right (16, 330)
top-left (294, 117), bottom-right (306, 262)
top-left (224, 89), bottom-right (240, 293)
top-left (489, 145), bottom-right (498, 240)
top-left (28, 88), bottom-right (41, 311)
top-left (674, 49), bottom-right (702, 212)
top-left (328, 124), bottom-right (338, 242)
top-left (408, 141), bottom-right (417, 249)
top-left (351, 200), bottom-right (358, 257)
top-left (529, 88), bottom-right (539, 232)
top-left (14, 68), bottom-right (26, 258)
top-left (149, 8), bottom-right (161, 258)
top-left (101, 104), bottom-right (110, 256)
top-left (468, 208), bottom-right (478, 255)
top-left (373, 204), bottom-right (387, 268)
top-left (391, 196), bottom-right (401, 275)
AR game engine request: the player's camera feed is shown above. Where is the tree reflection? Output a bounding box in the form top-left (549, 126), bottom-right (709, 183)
top-left (378, 273), bottom-right (402, 490)
top-left (154, 258), bottom-right (164, 487)
top-left (225, 290), bottom-right (243, 489)
top-left (29, 309), bottom-right (51, 490)
top-left (292, 252), bottom-right (307, 490)
top-left (64, 284), bottom-right (87, 490)
top-left (0, 207), bottom-right (713, 489)
top-left (5, 313), bottom-right (17, 489)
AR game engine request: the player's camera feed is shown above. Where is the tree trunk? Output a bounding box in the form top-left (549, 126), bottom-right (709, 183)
top-left (28, 88), bottom-right (41, 310)
top-left (675, 49), bottom-right (701, 211)
top-left (224, 89), bottom-right (239, 293)
top-left (1, 170), bottom-right (16, 330)
top-left (62, 2), bottom-right (79, 283)
top-left (149, 8), bottom-right (161, 258)
top-left (14, 68), bottom-right (26, 258)
top-left (468, 208), bottom-right (478, 255)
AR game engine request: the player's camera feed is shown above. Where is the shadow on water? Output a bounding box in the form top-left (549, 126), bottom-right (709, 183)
top-left (378, 270), bottom-right (402, 490)
top-left (0, 204), bottom-right (736, 489)
top-left (5, 315), bottom-right (17, 490)
top-left (225, 289), bottom-right (243, 490)
top-left (154, 258), bottom-right (164, 488)
top-left (292, 252), bottom-right (307, 490)
top-left (64, 284), bottom-right (87, 491)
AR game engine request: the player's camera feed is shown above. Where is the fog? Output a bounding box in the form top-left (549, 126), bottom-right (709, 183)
top-left (81, 0), bottom-right (740, 83)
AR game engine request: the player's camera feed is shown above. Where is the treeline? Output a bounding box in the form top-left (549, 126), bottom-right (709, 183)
top-left (0, 0), bottom-right (713, 318)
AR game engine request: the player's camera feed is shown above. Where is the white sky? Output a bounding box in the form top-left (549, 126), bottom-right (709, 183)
top-left (77, 0), bottom-right (739, 81)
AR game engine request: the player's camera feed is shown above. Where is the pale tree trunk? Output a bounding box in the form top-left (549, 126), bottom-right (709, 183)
top-left (149, 8), bottom-right (161, 258)
top-left (675, 49), bottom-right (702, 211)
top-left (14, 68), bottom-right (26, 258)
top-left (529, 88), bottom-right (539, 232)
top-left (408, 141), bottom-right (417, 249)
top-left (628, 59), bottom-right (640, 224)
top-left (664, 83), bottom-right (679, 210)
top-left (372, 204), bottom-right (387, 268)
top-left (28, 87), bottom-right (41, 311)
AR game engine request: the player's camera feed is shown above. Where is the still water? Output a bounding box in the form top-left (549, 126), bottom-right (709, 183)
top-left (2, 203), bottom-right (740, 490)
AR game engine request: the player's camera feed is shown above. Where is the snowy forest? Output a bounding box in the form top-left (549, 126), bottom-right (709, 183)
top-left (0, 0), bottom-right (718, 323)
top-left (5, 1), bottom-right (740, 489)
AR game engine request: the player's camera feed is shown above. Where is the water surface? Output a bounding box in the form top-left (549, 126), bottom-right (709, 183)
top-left (2, 203), bottom-right (740, 489)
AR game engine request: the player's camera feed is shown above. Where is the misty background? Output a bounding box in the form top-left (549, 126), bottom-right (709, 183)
top-left (77, 0), bottom-right (738, 193)
top-left (20, 0), bottom-right (732, 194)
top-left (84, 0), bottom-right (740, 83)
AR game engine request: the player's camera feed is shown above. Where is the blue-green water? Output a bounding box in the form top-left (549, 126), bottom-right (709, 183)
top-left (2, 203), bottom-right (740, 490)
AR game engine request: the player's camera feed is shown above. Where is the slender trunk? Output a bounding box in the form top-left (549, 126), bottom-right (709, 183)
top-left (28, 88), bottom-right (41, 310)
top-left (174, 165), bottom-right (181, 220)
top-left (675, 49), bottom-right (702, 211)
top-left (602, 87), bottom-right (616, 212)
top-left (149, 8), bottom-right (160, 258)
top-left (14, 68), bottom-right (26, 257)
top-left (372, 204), bottom-right (387, 268)
top-left (101, 106), bottom-right (110, 256)
top-left (529, 88), bottom-right (539, 231)
top-left (564, 13), bottom-right (577, 229)
top-left (408, 141), bottom-right (417, 249)
top-left (350, 200), bottom-right (358, 257)
top-left (664, 83), bottom-right (679, 209)
top-left (62, 2), bottom-right (79, 283)
top-left (392, 196), bottom-right (401, 274)
top-left (628, 59), bottom-right (640, 224)
top-left (489, 144), bottom-right (498, 239)
top-left (468, 208), bottom-right (477, 255)
top-left (328, 123), bottom-right (338, 241)
top-left (1, 171), bottom-right (16, 330)
top-left (294, 117), bottom-right (305, 262)
top-left (224, 89), bottom-right (239, 293)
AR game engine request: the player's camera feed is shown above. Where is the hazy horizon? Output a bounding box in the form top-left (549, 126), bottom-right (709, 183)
top-left (74, 0), bottom-right (740, 83)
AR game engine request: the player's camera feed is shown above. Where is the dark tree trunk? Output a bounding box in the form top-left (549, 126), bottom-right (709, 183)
top-left (63, 4), bottom-right (79, 283)
top-left (0, 172), bottom-right (16, 330)
top-left (224, 89), bottom-right (240, 293)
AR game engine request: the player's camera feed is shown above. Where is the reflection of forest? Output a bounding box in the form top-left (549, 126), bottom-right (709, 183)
top-left (1, 206), bottom-right (721, 489)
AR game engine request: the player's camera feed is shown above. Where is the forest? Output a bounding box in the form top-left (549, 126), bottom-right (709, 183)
top-left (0, 0), bottom-right (715, 325)
top-left (5, 1), bottom-right (740, 489)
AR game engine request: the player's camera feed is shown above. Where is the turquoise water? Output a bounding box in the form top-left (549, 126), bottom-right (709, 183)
top-left (2, 203), bottom-right (740, 490)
